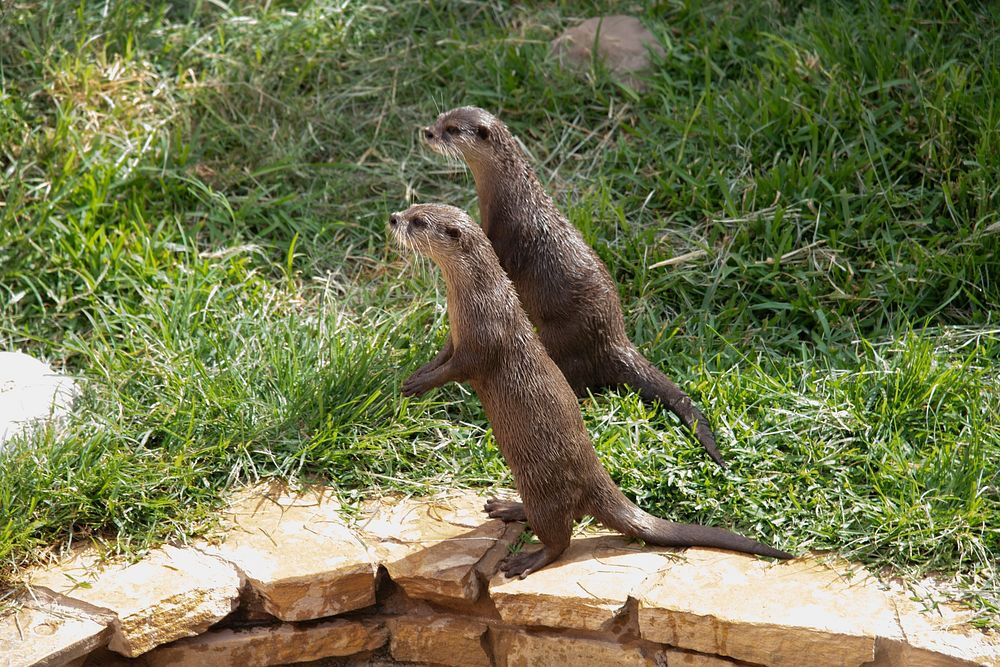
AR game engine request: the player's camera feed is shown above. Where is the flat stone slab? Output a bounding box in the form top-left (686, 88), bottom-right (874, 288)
top-left (200, 484), bottom-right (376, 622)
top-left (359, 490), bottom-right (521, 605)
top-left (637, 551), bottom-right (899, 667)
top-left (0, 594), bottom-right (111, 666)
top-left (652, 649), bottom-right (748, 667)
top-left (143, 618), bottom-right (387, 666)
top-left (389, 615), bottom-right (490, 667)
top-left (0, 351), bottom-right (77, 448)
top-left (29, 545), bottom-right (240, 657)
top-left (490, 531), bottom-right (674, 632)
top-left (495, 629), bottom-right (661, 667)
top-left (878, 582), bottom-right (1000, 666)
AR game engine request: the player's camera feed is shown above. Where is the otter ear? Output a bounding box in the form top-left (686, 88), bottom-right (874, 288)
top-left (444, 225), bottom-right (462, 240)
top-left (476, 124), bottom-right (490, 141)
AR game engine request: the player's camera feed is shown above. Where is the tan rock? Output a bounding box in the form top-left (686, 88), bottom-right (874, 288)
top-left (30, 545), bottom-right (240, 657)
top-left (0, 595), bottom-right (111, 667)
top-left (637, 551), bottom-right (898, 667)
top-left (659, 649), bottom-right (749, 666)
top-left (870, 583), bottom-right (1000, 666)
top-left (359, 490), bottom-right (521, 605)
top-left (490, 531), bottom-right (674, 632)
top-left (77, 647), bottom-right (135, 666)
top-left (388, 615), bottom-right (490, 667)
top-left (551, 15), bottom-right (665, 84)
top-left (201, 484), bottom-right (377, 622)
top-left (144, 618), bottom-right (387, 666)
top-left (476, 520), bottom-right (529, 583)
top-left (494, 629), bottom-right (657, 667)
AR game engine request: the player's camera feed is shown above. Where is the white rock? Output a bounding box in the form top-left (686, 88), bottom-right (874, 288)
top-left (0, 351), bottom-right (78, 448)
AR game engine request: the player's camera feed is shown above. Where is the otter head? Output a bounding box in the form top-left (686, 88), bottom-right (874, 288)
top-left (388, 203), bottom-right (475, 263)
top-left (421, 106), bottom-right (501, 167)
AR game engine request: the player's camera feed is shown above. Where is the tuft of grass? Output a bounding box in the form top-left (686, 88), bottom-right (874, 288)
top-left (1, 0), bottom-right (997, 624)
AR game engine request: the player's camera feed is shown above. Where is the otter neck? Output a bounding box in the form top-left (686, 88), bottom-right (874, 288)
top-left (467, 147), bottom-right (554, 239)
top-left (434, 245), bottom-right (527, 347)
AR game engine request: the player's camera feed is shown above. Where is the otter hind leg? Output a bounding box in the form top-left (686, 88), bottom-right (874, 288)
top-left (484, 498), bottom-right (527, 522)
top-left (500, 544), bottom-right (565, 579)
top-left (500, 506), bottom-right (573, 579)
top-left (486, 499), bottom-right (567, 577)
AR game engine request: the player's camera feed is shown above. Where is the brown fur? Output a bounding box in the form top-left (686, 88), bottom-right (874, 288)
top-left (389, 203), bottom-right (791, 578)
top-left (420, 106), bottom-right (727, 468)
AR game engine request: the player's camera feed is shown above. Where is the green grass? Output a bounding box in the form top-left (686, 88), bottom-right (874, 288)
top-left (1, 0), bottom-right (997, 625)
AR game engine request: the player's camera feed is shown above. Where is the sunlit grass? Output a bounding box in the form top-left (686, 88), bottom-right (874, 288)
top-left (0, 0), bottom-right (996, 625)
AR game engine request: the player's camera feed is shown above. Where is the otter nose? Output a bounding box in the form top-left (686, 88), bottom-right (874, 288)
top-left (423, 127), bottom-right (434, 140)
top-left (389, 213), bottom-right (400, 227)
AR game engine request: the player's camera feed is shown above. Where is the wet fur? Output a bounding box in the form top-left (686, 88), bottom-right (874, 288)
top-left (421, 106), bottom-right (726, 467)
top-left (390, 204), bottom-right (791, 577)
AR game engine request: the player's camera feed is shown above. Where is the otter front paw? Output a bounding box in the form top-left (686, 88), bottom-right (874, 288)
top-left (411, 359), bottom-right (442, 377)
top-left (484, 498), bottom-right (527, 522)
top-left (401, 371), bottom-right (433, 397)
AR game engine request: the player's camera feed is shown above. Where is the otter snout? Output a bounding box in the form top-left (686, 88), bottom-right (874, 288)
top-left (422, 127), bottom-right (435, 141)
top-left (389, 212), bottom-right (401, 227)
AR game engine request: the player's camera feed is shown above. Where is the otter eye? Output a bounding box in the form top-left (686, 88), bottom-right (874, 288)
top-left (444, 125), bottom-right (459, 136)
top-left (410, 216), bottom-right (427, 229)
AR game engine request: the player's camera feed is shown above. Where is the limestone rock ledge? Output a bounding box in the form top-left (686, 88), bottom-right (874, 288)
top-left (0, 594), bottom-right (111, 666)
top-left (28, 544), bottom-right (241, 657)
top-left (4, 485), bottom-right (996, 667)
top-left (143, 618), bottom-right (387, 667)
top-left (635, 551), bottom-right (899, 667)
top-left (197, 485), bottom-right (377, 622)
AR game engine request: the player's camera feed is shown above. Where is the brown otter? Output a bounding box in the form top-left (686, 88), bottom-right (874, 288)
top-left (419, 106), bottom-right (727, 468)
top-left (389, 203), bottom-right (791, 577)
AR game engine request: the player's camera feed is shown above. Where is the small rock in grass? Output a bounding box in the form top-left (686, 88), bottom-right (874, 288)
top-left (551, 15), bottom-right (665, 88)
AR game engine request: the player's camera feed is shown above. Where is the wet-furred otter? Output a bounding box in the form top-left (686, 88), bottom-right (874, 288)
top-left (389, 203), bottom-right (791, 577)
top-left (420, 106), bottom-right (727, 468)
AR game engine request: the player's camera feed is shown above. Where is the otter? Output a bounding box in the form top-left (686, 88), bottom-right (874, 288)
top-left (419, 106), bottom-right (727, 468)
top-left (389, 203), bottom-right (791, 578)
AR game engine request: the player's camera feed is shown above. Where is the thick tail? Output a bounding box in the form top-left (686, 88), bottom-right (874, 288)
top-left (595, 492), bottom-right (792, 560)
top-left (618, 350), bottom-right (727, 468)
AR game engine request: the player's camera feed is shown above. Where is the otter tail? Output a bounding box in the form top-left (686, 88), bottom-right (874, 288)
top-left (616, 349), bottom-right (726, 468)
top-left (593, 490), bottom-right (792, 560)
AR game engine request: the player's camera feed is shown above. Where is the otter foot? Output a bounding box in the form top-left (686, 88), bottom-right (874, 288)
top-left (500, 548), bottom-right (558, 579)
top-left (484, 498), bottom-right (527, 522)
